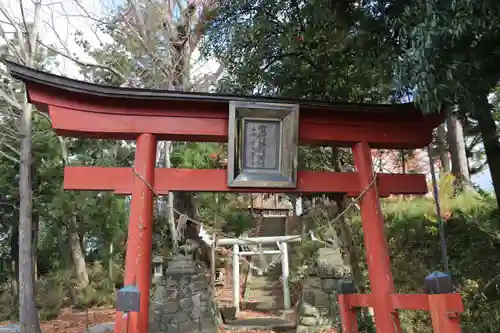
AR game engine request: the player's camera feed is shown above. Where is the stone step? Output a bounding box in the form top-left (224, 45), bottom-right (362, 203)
top-left (222, 317), bottom-right (295, 332)
top-left (215, 266), bottom-right (286, 311)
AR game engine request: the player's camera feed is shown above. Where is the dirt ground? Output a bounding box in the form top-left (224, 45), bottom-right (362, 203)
top-left (42, 308), bottom-right (114, 333)
top-left (2, 308), bottom-right (304, 333)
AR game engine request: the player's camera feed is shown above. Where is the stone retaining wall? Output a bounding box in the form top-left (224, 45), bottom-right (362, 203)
top-left (149, 254), bottom-right (217, 333)
top-left (295, 247), bottom-right (346, 333)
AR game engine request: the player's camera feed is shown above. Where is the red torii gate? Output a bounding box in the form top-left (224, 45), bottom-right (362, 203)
top-left (7, 61), bottom-right (464, 333)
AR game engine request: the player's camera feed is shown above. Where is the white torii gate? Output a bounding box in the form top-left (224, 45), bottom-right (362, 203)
top-left (217, 235), bottom-right (301, 312)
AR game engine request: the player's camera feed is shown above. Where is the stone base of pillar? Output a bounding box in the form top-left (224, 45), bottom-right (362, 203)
top-left (295, 247), bottom-right (347, 333)
top-left (149, 254), bottom-right (217, 333)
top-left (295, 290), bottom-right (338, 333)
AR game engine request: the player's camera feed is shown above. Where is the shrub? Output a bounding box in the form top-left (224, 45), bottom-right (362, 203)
top-left (0, 260), bottom-right (124, 321)
top-left (351, 175), bottom-right (500, 332)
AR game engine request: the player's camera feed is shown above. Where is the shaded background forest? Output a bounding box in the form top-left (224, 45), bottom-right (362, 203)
top-left (1, 0), bottom-right (500, 332)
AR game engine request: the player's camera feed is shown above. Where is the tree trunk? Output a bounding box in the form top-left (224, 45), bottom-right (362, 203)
top-left (175, 192), bottom-right (199, 221)
top-left (18, 102), bottom-right (42, 333)
top-left (10, 226), bottom-right (19, 306)
top-left (475, 95), bottom-right (500, 208)
top-left (10, 259), bottom-right (18, 306)
top-left (68, 216), bottom-right (89, 288)
top-left (164, 141), bottom-right (178, 250)
top-left (109, 242), bottom-right (114, 280)
top-left (331, 147), bottom-right (364, 289)
top-left (32, 212), bottom-right (39, 281)
top-left (59, 230), bottom-right (77, 304)
top-left (78, 228), bottom-right (86, 259)
top-left (58, 136), bottom-right (90, 288)
top-left (436, 124), bottom-right (450, 172)
top-left (447, 112), bottom-right (470, 185)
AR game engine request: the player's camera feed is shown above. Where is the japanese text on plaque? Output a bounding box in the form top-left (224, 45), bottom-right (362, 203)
top-left (243, 120), bottom-right (279, 170)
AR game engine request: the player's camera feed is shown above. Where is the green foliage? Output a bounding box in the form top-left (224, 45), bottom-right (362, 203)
top-left (202, 0), bottom-right (395, 102)
top-left (0, 111), bottom-right (131, 321)
top-left (357, 314), bottom-right (376, 333)
top-left (171, 142), bottom-right (220, 169)
top-left (350, 181), bottom-right (500, 332)
top-left (35, 270), bottom-right (73, 320)
top-left (196, 191), bottom-right (254, 236)
top-left (0, 261), bottom-right (123, 321)
top-left (392, 0), bottom-right (500, 113)
top-left (289, 173), bottom-right (500, 332)
top-left (72, 261), bottom-right (123, 310)
top-left (222, 213), bottom-right (253, 237)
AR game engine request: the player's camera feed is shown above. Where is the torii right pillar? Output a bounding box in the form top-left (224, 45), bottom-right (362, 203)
top-left (353, 142), bottom-right (403, 333)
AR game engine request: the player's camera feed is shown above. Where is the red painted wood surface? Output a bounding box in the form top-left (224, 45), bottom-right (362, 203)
top-left (353, 142), bottom-right (402, 333)
top-left (342, 292), bottom-right (464, 333)
top-left (338, 294), bottom-right (359, 333)
top-left (391, 293), bottom-right (463, 312)
top-left (391, 294), bottom-right (430, 311)
top-left (345, 294), bottom-right (373, 308)
top-left (343, 293), bottom-right (464, 313)
top-left (46, 105), bottom-right (435, 148)
top-left (116, 134), bottom-right (157, 333)
top-left (429, 294), bottom-right (464, 333)
top-left (62, 167), bottom-right (428, 196)
top-left (20, 82), bottom-right (444, 148)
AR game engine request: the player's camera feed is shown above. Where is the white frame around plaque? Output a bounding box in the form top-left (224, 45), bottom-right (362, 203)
top-left (227, 101), bottom-right (299, 188)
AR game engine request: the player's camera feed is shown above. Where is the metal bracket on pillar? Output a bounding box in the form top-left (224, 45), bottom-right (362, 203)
top-left (116, 285), bottom-right (140, 313)
top-left (425, 272), bottom-right (463, 333)
top-left (338, 280), bottom-right (356, 295)
top-left (425, 271), bottom-right (453, 294)
top-left (116, 285), bottom-right (141, 319)
top-left (337, 280), bottom-right (358, 333)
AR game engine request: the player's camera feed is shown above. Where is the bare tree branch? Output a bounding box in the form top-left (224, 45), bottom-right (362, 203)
top-left (0, 146), bottom-right (20, 163)
top-left (34, 109), bottom-right (52, 125)
top-left (19, 0), bottom-right (32, 56)
top-left (0, 2), bottom-right (28, 63)
top-left (0, 138), bottom-right (20, 155)
top-left (37, 40), bottom-right (126, 81)
top-left (0, 87), bottom-right (22, 110)
top-left (0, 124), bottom-right (20, 141)
top-left (0, 202), bottom-right (19, 210)
top-left (190, 63), bottom-right (223, 91)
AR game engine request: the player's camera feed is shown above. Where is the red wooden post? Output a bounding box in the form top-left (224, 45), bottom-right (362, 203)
top-left (428, 294), bottom-right (463, 333)
top-left (352, 142), bottom-right (402, 333)
top-left (115, 133), bottom-right (157, 333)
top-left (338, 294), bottom-right (359, 333)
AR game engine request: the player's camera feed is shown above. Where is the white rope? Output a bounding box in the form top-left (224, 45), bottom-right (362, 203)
top-left (198, 224), bottom-right (213, 246)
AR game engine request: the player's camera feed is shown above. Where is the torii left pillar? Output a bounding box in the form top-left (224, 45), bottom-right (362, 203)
top-left (115, 133), bottom-right (157, 333)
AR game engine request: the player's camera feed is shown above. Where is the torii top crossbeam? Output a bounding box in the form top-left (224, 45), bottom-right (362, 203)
top-left (6, 60), bottom-right (444, 196)
top-left (7, 60), bottom-right (442, 147)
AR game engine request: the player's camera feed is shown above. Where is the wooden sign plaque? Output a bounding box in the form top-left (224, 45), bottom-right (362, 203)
top-left (227, 101), bottom-right (299, 188)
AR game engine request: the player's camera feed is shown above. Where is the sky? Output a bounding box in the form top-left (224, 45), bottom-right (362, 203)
top-left (2, 0), bottom-right (118, 78)
top-left (473, 168), bottom-right (493, 191)
top-left (1, 0), bottom-right (220, 82)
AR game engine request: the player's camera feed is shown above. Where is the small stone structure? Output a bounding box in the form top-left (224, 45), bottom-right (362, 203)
top-left (295, 248), bottom-right (345, 333)
top-left (295, 279), bottom-right (339, 333)
top-left (86, 323), bottom-right (114, 333)
top-left (149, 254), bottom-right (217, 333)
top-left (0, 324), bottom-right (20, 333)
top-left (152, 255), bottom-right (164, 285)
